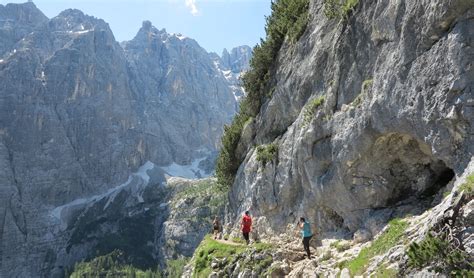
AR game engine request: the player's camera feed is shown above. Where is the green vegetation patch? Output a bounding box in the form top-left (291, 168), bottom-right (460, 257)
top-left (330, 240), bottom-right (351, 252)
top-left (69, 250), bottom-right (162, 278)
top-left (251, 254), bottom-right (274, 274)
top-left (361, 79), bottom-right (373, 92)
top-left (165, 258), bottom-right (188, 278)
top-left (231, 237), bottom-right (246, 244)
top-left (256, 143), bottom-right (278, 165)
top-left (265, 0), bottom-right (311, 44)
top-left (351, 79), bottom-right (373, 107)
top-left (458, 173), bottom-right (474, 197)
top-left (323, 0), bottom-right (359, 20)
top-left (253, 242), bottom-right (275, 252)
top-left (215, 111), bottom-right (252, 191)
top-left (192, 236), bottom-right (276, 277)
top-left (216, 0), bottom-right (310, 190)
top-left (342, 218), bottom-right (408, 275)
top-left (174, 179), bottom-right (222, 200)
top-left (374, 263), bottom-right (398, 278)
top-left (443, 190), bottom-right (451, 199)
top-left (172, 179), bottom-right (225, 217)
top-left (303, 95), bottom-right (325, 124)
top-left (407, 233), bottom-right (474, 276)
top-left (193, 235), bottom-right (246, 277)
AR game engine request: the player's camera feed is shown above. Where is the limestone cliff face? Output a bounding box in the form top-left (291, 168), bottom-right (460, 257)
top-left (186, 0), bottom-right (474, 276)
top-left (0, 3), bottom-right (245, 277)
top-left (229, 0), bottom-right (473, 240)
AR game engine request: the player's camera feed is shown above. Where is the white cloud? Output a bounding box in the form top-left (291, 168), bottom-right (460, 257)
top-left (185, 0), bottom-right (200, 16)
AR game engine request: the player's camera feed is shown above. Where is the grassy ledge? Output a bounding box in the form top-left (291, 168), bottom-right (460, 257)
top-left (303, 95), bottom-right (325, 125)
top-left (458, 173), bottom-right (474, 197)
top-left (193, 236), bottom-right (247, 278)
top-left (192, 236), bottom-right (274, 277)
top-left (323, 0), bottom-right (359, 20)
top-left (342, 218), bottom-right (408, 275)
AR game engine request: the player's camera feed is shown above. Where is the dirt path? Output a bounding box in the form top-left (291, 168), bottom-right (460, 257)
top-left (213, 238), bottom-right (244, 246)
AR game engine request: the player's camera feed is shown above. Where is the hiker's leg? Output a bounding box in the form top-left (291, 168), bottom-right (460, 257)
top-left (309, 236), bottom-right (313, 257)
top-left (303, 237), bottom-right (311, 258)
top-left (301, 238), bottom-right (305, 255)
top-left (243, 232), bottom-right (249, 244)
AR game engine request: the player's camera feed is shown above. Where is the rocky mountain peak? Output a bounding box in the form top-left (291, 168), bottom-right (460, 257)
top-left (0, 2), bottom-right (48, 55)
top-left (0, 1), bottom-right (47, 22)
top-left (141, 19), bottom-right (152, 30)
top-left (223, 45), bottom-right (252, 73)
top-left (221, 47), bottom-right (230, 65)
top-left (212, 45), bottom-right (252, 101)
top-left (135, 20), bottom-right (164, 36)
top-left (126, 20), bottom-right (198, 53)
top-left (51, 8), bottom-right (109, 33)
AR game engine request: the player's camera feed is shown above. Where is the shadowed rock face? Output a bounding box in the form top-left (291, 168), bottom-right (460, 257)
top-left (229, 0), bottom-right (473, 238)
top-left (0, 3), bottom-right (247, 277)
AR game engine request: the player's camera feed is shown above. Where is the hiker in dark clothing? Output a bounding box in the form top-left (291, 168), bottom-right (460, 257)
top-left (241, 211), bottom-right (252, 245)
top-left (299, 217), bottom-right (313, 259)
top-left (213, 216), bottom-right (221, 239)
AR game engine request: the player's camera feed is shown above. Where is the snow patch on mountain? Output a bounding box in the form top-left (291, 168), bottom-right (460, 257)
top-left (51, 161), bottom-right (157, 220)
top-left (161, 157), bottom-right (210, 179)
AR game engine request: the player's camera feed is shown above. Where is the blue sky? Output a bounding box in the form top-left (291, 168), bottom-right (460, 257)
top-left (0, 0), bottom-right (271, 54)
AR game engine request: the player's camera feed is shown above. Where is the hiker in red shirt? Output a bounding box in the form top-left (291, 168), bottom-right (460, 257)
top-left (241, 211), bottom-right (252, 245)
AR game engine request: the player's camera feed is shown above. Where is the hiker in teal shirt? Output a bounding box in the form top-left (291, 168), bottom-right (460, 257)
top-left (299, 217), bottom-right (313, 259)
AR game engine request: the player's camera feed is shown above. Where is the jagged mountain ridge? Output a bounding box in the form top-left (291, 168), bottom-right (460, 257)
top-left (210, 45), bottom-right (252, 101)
top-left (0, 2), bottom-right (48, 55)
top-left (0, 2), bottom-right (250, 277)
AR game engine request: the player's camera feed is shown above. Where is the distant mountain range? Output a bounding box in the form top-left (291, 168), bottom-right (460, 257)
top-left (0, 2), bottom-right (251, 277)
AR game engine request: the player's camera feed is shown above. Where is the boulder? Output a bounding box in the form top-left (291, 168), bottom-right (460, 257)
top-left (353, 229), bottom-right (372, 244)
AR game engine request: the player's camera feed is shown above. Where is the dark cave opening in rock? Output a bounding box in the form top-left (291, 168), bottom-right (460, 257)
top-left (341, 133), bottom-right (459, 237)
top-left (385, 160), bottom-right (455, 207)
top-left (351, 133), bottom-right (456, 212)
top-left (420, 167), bottom-right (455, 198)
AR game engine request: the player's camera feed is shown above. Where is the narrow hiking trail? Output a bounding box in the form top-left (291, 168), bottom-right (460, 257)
top-left (212, 235), bottom-right (311, 262)
top-left (213, 238), bottom-right (244, 246)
